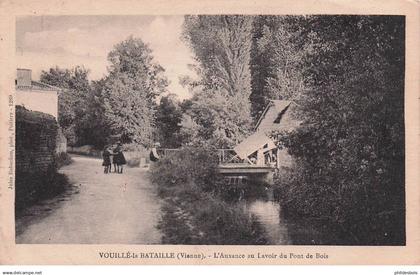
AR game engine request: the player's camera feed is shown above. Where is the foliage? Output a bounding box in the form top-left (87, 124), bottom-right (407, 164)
top-left (78, 78), bottom-right (110, 148)
top-left (250, 16), bottom-right (308, 119)
top-left (67, 145), bottom-right (102, 158)
top-left (150, 146), bottom-right (222, 193)
top-left (181, 15), bottom-right (254, 147)
top-left (181, 89), bottom-right (254, 147)
top-left (41, 37), bottom-right (168, 148)
top-left (157, 189), bottom-right (268, 245)
top-left (101, 36), bottom-right (169, 146)
top-left (155, 94), bottom-right (183, 148)
top-left (40, 66), bottom-right (91, 146)
top-left (175, 113), bottom-right (201, 146)
top-left (275, 16), bottom-right (405, 245)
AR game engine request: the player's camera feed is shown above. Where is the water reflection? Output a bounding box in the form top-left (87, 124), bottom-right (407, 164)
top-left (224, 175), bottom-right (340, 245)
top-left (243, 198), bottom-right (291, 245)
top-left (229, 178), bottom-right (290, 245)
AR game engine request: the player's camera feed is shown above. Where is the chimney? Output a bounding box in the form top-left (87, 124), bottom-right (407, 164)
top-left (16, 68), bottom-right (32, 88)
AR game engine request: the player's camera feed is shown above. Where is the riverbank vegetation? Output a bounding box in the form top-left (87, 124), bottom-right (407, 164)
top-left (150, 147), bottom-right (268, 245)
top-left (272, 16), bottom-right (405, 245)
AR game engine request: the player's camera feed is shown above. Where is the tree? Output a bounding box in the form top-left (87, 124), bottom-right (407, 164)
top-left (155, 94), bottom-right (183, 148)
top-left (79, 78), bottom-right (111, 148)
top-left (181, 15), bottom-right (254, 147)
top-left (40, 66), bottom-right (91, 146)
top-left (277, 16), bottom-right (405, 245)
top-left (101, 36), bottom-right (168, 146)
top-left (250, 16), bottom-right (308, 119)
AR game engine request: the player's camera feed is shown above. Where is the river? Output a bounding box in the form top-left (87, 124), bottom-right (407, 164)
top-left (238, 183), bottom-right (337, 245)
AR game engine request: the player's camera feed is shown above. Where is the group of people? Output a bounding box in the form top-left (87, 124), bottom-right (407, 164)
top-left (102, 142), bottom-right (126, 174)
top-left (102, 142), bottom-right (161, 174)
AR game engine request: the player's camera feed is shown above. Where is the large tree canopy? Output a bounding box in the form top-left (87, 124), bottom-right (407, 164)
top-left (101, 36), bottom-right (169, 146)
top-left (277, 16), bottom-right (405, 245)
top-left (250, 16), bottom-right (308, 119)
top-left (181, 15), bottom-right (254, 147)
top-left (155, 94), bottom-right (183, 148)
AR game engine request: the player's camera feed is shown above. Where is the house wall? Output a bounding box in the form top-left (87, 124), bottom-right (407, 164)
top-left (255, 102), bottom-right (300, 169)
top-left (16, 69), bottom-right (32, 87)
top-left (15, 89), bottom-right (58, 119)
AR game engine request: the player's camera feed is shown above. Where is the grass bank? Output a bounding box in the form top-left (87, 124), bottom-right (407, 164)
top-left (150, 146), bottom-right (268, 245)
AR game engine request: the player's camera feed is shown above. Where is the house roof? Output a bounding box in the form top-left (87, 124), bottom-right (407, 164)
top-left (233, 131), bottom-right (276, 159)
top-left (254, 100), bottom-right (291, 131)
top-left (232, 99), bottom-right (301, 160)
top-left (16, 80), bottom-right (60, 92)
top-left (254, 99), bottom-right (300, 133)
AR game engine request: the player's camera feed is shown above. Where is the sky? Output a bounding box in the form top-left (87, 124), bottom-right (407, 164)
top-left (16, 15), bottom-right (195, 100)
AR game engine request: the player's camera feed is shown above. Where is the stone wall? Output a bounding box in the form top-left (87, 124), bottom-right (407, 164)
top-left (15, 106), bottom-right (63, 211)
top-left (15, 105), bottom-right (58, 173)
top-left (56, 127), bottom-right (67, 154)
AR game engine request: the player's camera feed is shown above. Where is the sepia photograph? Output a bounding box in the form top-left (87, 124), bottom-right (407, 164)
top-left (12, 14), bottom-right (406, 247)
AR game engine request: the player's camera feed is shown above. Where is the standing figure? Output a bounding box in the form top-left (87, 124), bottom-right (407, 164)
top-left (102, 145), bottom-right (112, 174)
top-left (113, 142), bottom-right (127, 174)
top-left (149, 142), bottom-right (160, 162)
top-left (112, 144), bottom-right (118, 173)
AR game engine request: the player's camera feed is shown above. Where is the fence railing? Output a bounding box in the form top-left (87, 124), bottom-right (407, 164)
top-left (156, 148), bottom-right (251, 165)
top-left (156, 148), bottom-right (180, 158)
top-left (216, 149), bottom-right (249, 164)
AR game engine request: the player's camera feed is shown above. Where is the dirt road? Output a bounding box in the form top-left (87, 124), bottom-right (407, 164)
top-left (16, 155), bottom-right (162, 244)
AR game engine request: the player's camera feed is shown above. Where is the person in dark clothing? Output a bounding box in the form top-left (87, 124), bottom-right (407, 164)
top-left (150, 142), bottom-right (160, 162)
top-left (102, 145), bottom-right (112, 174)
top-left (113, 142), bottom-right (126, 174)
top-left (112, 144), bottom-right (118, 173)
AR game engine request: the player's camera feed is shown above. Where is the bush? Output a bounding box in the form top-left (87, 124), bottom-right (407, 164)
top-left (271, 16), bottom-right (405, 245)
top-left (150, 146), bottom-right (223, 193)
top-left (157, 183), bottom-right (267, 245)
top-left (67, 145), bottom-right (101, 157)
top-left (15, 167), bottom-right (70, 214)
top-left (274, 157), bottom-right (405, 245)
top-left (150, 146), bottom-right (268, 245)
